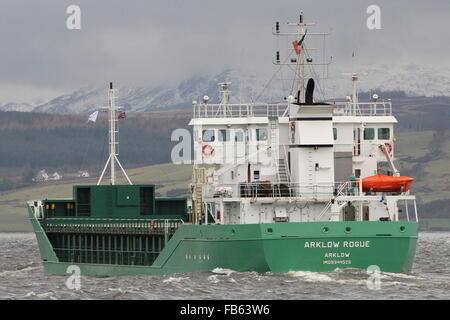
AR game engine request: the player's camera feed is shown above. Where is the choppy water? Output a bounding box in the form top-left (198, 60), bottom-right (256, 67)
top-left (0, 232), bottom-right (448, 300)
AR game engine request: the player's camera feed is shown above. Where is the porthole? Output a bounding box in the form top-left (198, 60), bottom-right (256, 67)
top-left (267, 228), bottom-right (273, 233)
top-left (400, 226), bottom-right (406, 232)
top-left (231, 229), bottom-right (236, 235)
top-left (345, 227), bottom-right (352, 233)
top-left (323, 227), bottom-right (329, 233)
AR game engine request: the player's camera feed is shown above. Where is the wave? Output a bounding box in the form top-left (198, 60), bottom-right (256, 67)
top-left (0, 266), bottom-right (39, 277)
top-left (211, 268), bottom-right (235, 276)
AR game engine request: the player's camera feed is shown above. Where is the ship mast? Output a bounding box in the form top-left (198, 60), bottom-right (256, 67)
top-left (273, 11), bottom-right (331, 103)
top-left (97, 82), bottom-right (133, 185)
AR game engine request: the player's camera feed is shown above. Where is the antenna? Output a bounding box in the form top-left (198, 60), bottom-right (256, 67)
top-left (272, 11), bottom-right (332, 102)
top-left (97, 82), bottom-right (133, 186)
top-left (217, 82), bottom-right (231, 116)
top-left (342, 71), bottom-right (369, 115)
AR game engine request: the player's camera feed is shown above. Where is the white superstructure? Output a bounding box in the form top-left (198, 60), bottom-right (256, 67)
top-left (188, 13), bottom-right (418, 226)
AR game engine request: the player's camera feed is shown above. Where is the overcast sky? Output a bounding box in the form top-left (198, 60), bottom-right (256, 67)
top-left (0, 0), bottom-right (448, 103)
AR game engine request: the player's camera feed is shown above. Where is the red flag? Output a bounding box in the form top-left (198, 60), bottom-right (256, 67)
top-left (292, 32), bottom-right (306, 55)
top-left (118, 112), bottom-right (126, 119)
top-left (292, 40), bottom-right (301, 55)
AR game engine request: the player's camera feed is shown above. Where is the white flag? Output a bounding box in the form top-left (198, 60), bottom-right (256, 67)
top-left (87, 111), bottom-right (99, 123)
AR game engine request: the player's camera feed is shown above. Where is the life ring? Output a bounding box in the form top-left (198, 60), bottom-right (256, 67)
top-left (384, 142), bottom-right (393, 154)
top-left (202, 144), bottom-right (214, 156)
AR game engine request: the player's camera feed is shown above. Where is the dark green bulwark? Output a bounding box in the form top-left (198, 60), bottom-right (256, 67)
top-left (42, 185), bottom-right (188, 220)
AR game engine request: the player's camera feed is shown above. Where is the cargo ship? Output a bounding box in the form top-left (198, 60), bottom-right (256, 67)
top-left (28, 13), bottom-right (419, 276)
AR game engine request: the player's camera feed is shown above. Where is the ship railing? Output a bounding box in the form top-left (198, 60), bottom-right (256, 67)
top-left (333, 100), bottom-right (392, 116)
top-left (193, 102), bottom-right (289, 118)
top-left (316, 182), bottom-right (355, 221)
top-left (41, 218), bottom-right (184, 234)
top-left (206, 179), bottom-right (421, 200)
top-left (205, 182), bottom-right (359, 200)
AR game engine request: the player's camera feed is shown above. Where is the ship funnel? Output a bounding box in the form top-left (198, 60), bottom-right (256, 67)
top-left (305, 78), bottom-right (314, 104)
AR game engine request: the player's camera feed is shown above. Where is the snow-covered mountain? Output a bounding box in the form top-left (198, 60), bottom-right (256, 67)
top-left (0, 102), bottom-right (35, 112)
top-left (1, 64), bottom-right (449, 114)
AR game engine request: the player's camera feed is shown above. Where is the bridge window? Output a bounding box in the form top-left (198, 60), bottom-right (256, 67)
top-left (202, 130), bottom-right (215, 142)
top-left (218, 129), bottom-right (230, 142)
top-left (364, 128), bottom-right (375, 140)
top-left (256, 128), bottom-right (268, 141)
top-left (378, 128), bottom-right (390, 140)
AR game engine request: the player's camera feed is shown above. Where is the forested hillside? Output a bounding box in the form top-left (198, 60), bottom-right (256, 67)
top-left (0, 110), bottom-right (191, 190)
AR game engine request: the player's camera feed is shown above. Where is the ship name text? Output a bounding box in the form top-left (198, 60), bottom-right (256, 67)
top-left (304, 241), bottom-right (370, 248)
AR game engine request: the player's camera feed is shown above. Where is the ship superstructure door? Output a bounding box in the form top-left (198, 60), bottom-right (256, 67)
top-left (235, 129), bottom-right (246, 160)
top-left (289, 101), bottom-right (335, 196)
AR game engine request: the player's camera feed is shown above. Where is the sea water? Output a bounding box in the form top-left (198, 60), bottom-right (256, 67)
top-left (0, 232), bottom-right (448, 300)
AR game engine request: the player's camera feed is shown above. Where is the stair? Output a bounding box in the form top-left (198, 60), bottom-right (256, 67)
top-left (277, 158), bottom-right (289, 183)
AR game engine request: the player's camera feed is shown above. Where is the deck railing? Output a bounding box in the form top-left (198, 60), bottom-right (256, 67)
top-left (193, 102), bottom-right (289, 118)
top-left (205, 181), bottom-right (360, 200)
top-left (42, 218), bottom-right (184, 235)
top-left (192, 100), bottom-right (393, 118)
top-left (333, 101), bottom-right (393, 116)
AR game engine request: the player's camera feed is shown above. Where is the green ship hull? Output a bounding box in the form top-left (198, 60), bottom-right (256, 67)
top-left (29, 208), bottom-right (418, 276)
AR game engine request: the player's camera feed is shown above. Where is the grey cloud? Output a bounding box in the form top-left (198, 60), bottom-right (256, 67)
top-left (0, 0), bottom-right (448, 103)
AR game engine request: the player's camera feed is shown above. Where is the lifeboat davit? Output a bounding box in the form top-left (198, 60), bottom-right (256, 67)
top-left (359, 174), bottom-right (414, 193)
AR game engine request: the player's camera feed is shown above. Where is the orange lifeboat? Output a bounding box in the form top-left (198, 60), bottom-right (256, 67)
top-left (359, 174), bottom-right (414, 193)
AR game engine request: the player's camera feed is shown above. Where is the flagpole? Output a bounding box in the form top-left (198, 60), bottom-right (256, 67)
top-left (109, 82), bottom-right (117, 185)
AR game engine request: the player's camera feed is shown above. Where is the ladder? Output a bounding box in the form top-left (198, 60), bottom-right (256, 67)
top-left (307, 149), bottom-right (314, 185)
top-left (193, 168), bottom-right (205, 225)
top-left (269, 118), bottom-right (279, 160)
top-left (269, 118), bottom-right (287, 184)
